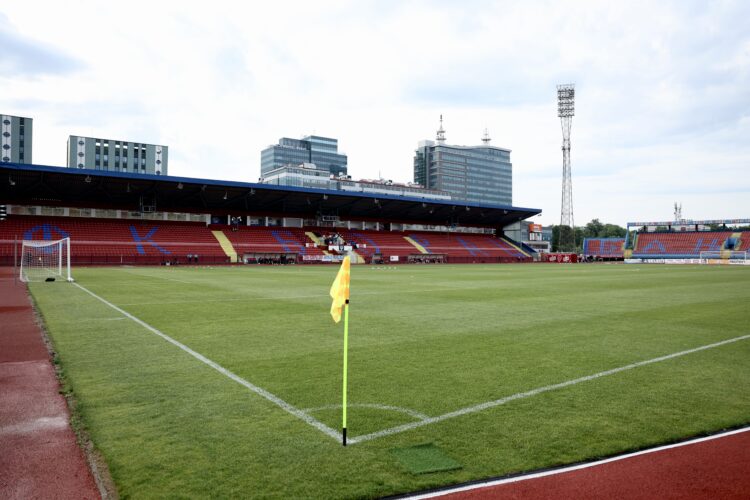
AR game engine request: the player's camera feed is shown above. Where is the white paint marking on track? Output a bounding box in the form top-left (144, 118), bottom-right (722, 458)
top-left (73, 283), bottom-right (342, 442)
top-left (348, 334), bottom-right (750, 444)
top-left (303, 403), bottom-right (429, 422)
top-left (0, 416), bottom-right (69, 436)
top-left (404, 426), bottom-right (750, 499)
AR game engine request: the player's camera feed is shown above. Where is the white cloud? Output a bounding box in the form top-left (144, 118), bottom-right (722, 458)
top-left (1, 0), bottom-right (748, 227)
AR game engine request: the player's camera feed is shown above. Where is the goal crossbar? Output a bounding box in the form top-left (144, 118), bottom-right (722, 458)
top-left (20, 237), bottom-right (73, 282)
top-left (699, 250), bottom-right (747, 264)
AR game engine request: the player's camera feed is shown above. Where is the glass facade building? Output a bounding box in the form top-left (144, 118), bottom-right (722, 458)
top-left (1, 114), bottom-right (32, 164)
top-left (414, 140), bottom-right (512, 206)
top-left (66, 136), bottom-right (168, 175)
top-left (261, 164), bottom-right (450, 200)
top-left (261, 135), bottom-right (347, 178)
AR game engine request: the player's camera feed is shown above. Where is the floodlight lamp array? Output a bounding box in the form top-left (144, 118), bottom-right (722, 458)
top-left (557, 84), bottom-right (575, 118)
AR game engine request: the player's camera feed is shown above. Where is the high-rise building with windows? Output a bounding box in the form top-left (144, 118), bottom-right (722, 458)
top-left (1, 114), bottom-right (33, 164)
top-left (260, 135), bottom-right (347, 178)
top-left (67, 136), bottom-right (168, 175)
top-left (414, 117), bottom-right (512, 206)
top-left (261, 163), bottom-right (451, 200)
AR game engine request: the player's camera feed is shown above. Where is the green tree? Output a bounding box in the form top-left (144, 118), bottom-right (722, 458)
top-left (551, 225), bottom-right (580, 252)
top-left (551, 225), bottom-right (560, 251)
top-left (602, 224), bottom-right (626, 238)
top-left (583, 219), bottom-right (604, 238)
top-left (550, 220), bottom-right (627, 252)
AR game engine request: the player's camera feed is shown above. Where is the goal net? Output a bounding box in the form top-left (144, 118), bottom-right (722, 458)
top-left (699, 251), bottom-right (747, 263)
top-left (20, 238), bottom-right (74, 282)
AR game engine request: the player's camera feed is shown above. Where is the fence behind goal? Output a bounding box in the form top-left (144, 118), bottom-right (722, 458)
top-left (20, 237), bottom-right (73, 282)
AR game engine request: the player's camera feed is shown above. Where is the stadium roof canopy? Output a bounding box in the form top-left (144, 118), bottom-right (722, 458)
top-left (1, 163), bottom-right (541, 228)
top-left (627, 219), bottom-right (750, 228)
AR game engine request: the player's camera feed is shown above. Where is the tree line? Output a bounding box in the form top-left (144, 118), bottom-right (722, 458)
top-left (550, 219), bottom-right (626, 252)
top-left (549, 220), bottom-right (750, 252)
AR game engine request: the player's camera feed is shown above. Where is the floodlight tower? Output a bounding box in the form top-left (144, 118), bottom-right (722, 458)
top-left (557, 83), bottom-right (575, 252)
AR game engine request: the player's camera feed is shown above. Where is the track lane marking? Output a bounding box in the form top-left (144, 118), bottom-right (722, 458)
top-left (404, 426), bottom-right (750, 499)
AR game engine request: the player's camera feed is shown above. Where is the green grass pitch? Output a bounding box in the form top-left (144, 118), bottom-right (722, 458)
top-left (29, 263), bottom-right (750, 498)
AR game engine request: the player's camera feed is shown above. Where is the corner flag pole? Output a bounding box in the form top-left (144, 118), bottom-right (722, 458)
top-left (329, 255), bottom-right (351, 446)
top-left (342, 299), bottom-right (349, 446)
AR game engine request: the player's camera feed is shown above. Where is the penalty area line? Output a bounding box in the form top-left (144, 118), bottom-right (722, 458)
top-left (72, 283), bottom-right (341, 442)
top-left (349, 333), bottom-right (750, 445)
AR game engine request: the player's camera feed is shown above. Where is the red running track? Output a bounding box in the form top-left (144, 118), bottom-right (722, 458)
top-left (408, 428), bottom-right (750, 499)
top-left (0, 268), bottom-right (100, 499)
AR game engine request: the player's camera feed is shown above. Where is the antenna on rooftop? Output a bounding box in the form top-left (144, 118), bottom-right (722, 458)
top-left (482, 128), bottom-right (491, 145)
top-left (436, 115), bottom-right (446, 144)
top-left (674, 202), bottom-right (682, 222)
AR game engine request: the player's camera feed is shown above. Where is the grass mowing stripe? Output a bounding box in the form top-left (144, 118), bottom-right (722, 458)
top-left (72, 282), bottom-right (342, 442)
top-left (113, 285), bottom-right (494, 306)
top-left (349, 333), bottom-right (750, 444)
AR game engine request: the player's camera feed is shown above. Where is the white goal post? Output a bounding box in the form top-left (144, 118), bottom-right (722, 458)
top-left (19, 237), bottom-right (74, 282)
top-left (699, 251), bottom-right (747, 263)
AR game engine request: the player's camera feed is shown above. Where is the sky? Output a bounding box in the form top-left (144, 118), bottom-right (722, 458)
top-left (1, 0), bottom-right (748, 227)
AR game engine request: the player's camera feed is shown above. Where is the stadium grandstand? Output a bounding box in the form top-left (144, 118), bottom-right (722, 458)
top-left (582, 237), bottom-right (625, 261)
top-left (0, 162), bottom-right (541, 267)
top-left (625, 219), bottom-right (750, 263)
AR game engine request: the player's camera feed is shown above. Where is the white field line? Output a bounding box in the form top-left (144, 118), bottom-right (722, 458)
top-left (72, 283), bottom-right (341, 442)
top-left (406, 426), bottom-right (750, 499)
top-left (348, 334), bottom-right (750, 445)
top-left (303, 403), bottom-right (429, 421)
top-left (68, 283), bottom-right (750, 447)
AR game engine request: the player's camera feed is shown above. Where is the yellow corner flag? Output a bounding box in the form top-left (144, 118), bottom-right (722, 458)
top-left (330, 255), bottom-right (352, 445)
top-left (329, 256), bottom-right (351, 323)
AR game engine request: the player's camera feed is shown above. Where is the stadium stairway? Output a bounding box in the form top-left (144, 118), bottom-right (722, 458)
top-left (729, 232), bottom-right (743, 251)
top-left (212, 230), bottom-right (238, 263)
top-left (518, 241), bottom-right (538, 256)
top-left (313, 231), bottom-right (369, 263)
top-left (501, 236), bottom-right (530, 258)
top-left (719, 232), bottom-right (744, 259)
top-left (403, 236), bottom-right (429, 254)
top-left (304, 231), bottom-right (333, 256)
top-left (306, 230), bottom-right (368, 263)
